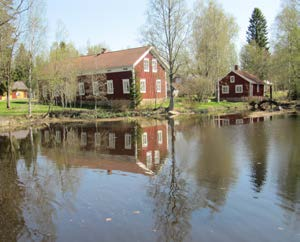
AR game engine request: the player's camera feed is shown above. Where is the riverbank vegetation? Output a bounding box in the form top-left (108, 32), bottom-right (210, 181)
top-left (0, 0), bottom-right (299, 117)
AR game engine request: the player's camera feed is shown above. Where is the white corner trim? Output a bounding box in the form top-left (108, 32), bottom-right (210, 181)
top-left (133, 47), bottom-right (153, 68)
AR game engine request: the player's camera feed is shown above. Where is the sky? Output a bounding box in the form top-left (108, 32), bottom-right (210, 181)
top-left (45, 0), bottom-right (282, 54)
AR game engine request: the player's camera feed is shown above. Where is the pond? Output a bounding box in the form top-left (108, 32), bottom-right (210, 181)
top-left (0, 114), bottom-right (299, 242)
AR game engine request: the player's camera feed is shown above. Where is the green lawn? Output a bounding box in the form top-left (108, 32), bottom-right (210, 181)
top-left (0, 99), bottom-right (65, 116)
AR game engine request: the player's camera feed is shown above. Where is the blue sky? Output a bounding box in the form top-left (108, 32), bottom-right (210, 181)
top-left (45, 0), bottom-right (282, 54)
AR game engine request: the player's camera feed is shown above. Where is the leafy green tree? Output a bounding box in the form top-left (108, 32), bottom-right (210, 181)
top-left (191, 0), bottom-right (238, 94)
top-left (240, 42), bottom-right (271, 80)
top-left (246, 8), bottom-right (269, 50)
top-left (272, 0), bottom-right (300, 99)
top-left (13, 43), bottom-right (30, 83)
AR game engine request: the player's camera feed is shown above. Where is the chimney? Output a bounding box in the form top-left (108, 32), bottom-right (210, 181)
top-left (96, 48), bottom-right (107, 56)
top-left (234, 65), bottom-right (239, 71)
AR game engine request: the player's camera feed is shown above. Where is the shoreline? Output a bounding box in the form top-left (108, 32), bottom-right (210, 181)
top-left (0, 108), bottom-right (298, 133)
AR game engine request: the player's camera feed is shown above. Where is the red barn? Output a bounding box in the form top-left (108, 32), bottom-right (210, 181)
top-left (41, 46), bottom-right (168, 106)
top-left (218, 65), bottom-right (266, 101)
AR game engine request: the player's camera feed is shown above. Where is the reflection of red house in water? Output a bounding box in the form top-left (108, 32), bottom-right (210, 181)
top-left (41, 120), bottom-right (168, 175)
top-left (215, 114), bottom-right (265, 127)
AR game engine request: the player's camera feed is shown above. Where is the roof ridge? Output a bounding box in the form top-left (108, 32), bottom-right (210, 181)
top-left (79, 46), bottom-right (151, 58)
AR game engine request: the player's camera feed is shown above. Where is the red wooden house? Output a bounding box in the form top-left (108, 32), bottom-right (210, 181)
top-left (41, 46), bottom-right (168, 106)
top-left (218, 65), bottom-right (266, 101)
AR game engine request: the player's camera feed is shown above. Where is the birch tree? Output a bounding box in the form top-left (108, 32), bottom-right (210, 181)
top-left (25, 0), bottom-right (46, 117)
top-left (272, 0), bottom-right (300, 99)
top-left (142, 0), bottom-right (189, 111)
top-left (191, 0), bottom-right (238, 93)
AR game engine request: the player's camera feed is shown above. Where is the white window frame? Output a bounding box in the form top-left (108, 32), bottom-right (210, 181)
top-left (42, 85), bottom-right (47, 98)
top-left (157, 130), bottom-right (163, 144)
top-left (236, 119), bottom-right (244, 125)
top-left (235, 85), bottom-right (243, 93)
top-left (79, 82), bottom-right (85, 96)
top-left (95, 132), bottom-right (101, 147)
top-left (223, 119), bottom-right (230, 126)
top-left (107, 80), bottom-right (114, 94)
top-left (154, 150), bottom-right (160, 165)
top-left (152, 59), bottom-right (157, 73)
top-left (140, 79), bottom-right (146, 93)
top-left (222, 85), bottom-right (229, 94)
top-left (257, 84), bottom-right (260, 93)
top-left (122, 79), bottom-right (130, 94)
top-left (230, 76), bottom-right (235, 83)
top-left (156, 79), bottom-right (161, 93)
top-left (124, 133), bottom-right (132, 150)
top-left (142, 132), bottom-right (148, 147)
top-left (108, 133), bottom-right (115, 149)
top-left (55, 130), bottom-right (61, 144)
top-left (144, 58), bottom-right (150, 72)
top-left (92, 81), bottom-right (99, 96)
top-left (146, 151), bottom-right (152, 168)
top-left (81, 132), bottom-right (87, 146)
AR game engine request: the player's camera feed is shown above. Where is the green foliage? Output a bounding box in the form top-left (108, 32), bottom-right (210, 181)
top-left (272, 0), bottom-right (300, 99)
top-left (13, 44), bottom-right (31, 83)
top-left (130, 78), bottom-right (142, 109)
top-left (86, 43), bottom-right (108, 55)
top-left (246, 8), bottom-right (269, 50)
top-left (240, 42), bottom-right (271, 80)
top-left (192, 0), bottom-right (238, 93)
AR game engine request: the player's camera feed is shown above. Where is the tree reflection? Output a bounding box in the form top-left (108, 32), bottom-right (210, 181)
top-left (0, 133), bottom-right (25, 242)
top-left (245, 122), bottom-right (268, 193)
top-left (149, 118), bottom-right (191, 242)
top-left (195, 125), bottom-right (236, 208)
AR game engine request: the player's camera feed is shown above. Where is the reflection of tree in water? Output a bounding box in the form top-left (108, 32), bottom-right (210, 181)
top-left (0, 134), bottom-right (26, 242)
top-left (275, 116), bottom-right (300, 209)
top-left (148, 119), bottom-right (192, 242)
top-left (245, 123), bottom-right (268, 193)
top-left (195, 126), bottom-right (236, 208)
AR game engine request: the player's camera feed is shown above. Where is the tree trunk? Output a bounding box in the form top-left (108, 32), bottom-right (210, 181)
top-left (168, 72), bottom-right (174, 111)
top-left (6, 79), bottom-right (10, 109)
top-left (28, 62), bottom-right (32, 117)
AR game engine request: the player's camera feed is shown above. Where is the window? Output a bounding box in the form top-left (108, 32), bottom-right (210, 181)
top-left (236, 119), bottom-right (244, 125)
top-left (146, 151), bottom-right (152, 168)
top-left (230, 76), bottom-right (235, 83)
top-left (92, 81), bottom-right (99, 96)
top-left (42, 85), bottom-right (47, 98)
top-left (154, 150), bottom-right (160, 164)
top-left (144, 58), bottom-right (149, 72)
top-left (79, 82), bottom-right (85, 96)
top-left (124, 133), bottom-right (132, 149)
top-left (142, 132), bottom-right (148, 147)
top-left (140, 79), bottom-right (146, 93)
top-left (157, 130), bottom-right (163, 144)
top-left (152, 59), bottom-right (157, 73)
top-left (156, 79), bottom-right (161, 93)
top-left (95, 133), bottom-right (101, 147)
top-left (222, 85), bottom-right (229, 94)
top-left (257, 85), bottom-right (260, 93)
top-left (44, 130), bottom-right (49, 143)
top-left (122, 79), bottom-right (130, 94)
top-left (108, 133), bottom-right (115, 149)
top-left (55, 130), bottom-right (61, 144)
top-left (81, 132), bottom-right (87, 146)
top-left (223, 119), bottom-right (230, 126)
top-left (107, 80), bottom-right (114, 94)
top-left (235, 85), bottom-right (243, 93)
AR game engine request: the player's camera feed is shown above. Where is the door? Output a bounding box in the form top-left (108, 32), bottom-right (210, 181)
top-left (249, 84), bottom-right (253, 97)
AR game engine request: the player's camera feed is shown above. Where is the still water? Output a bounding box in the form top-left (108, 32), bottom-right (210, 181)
top-left (0, 114), bottom-right (299, 242)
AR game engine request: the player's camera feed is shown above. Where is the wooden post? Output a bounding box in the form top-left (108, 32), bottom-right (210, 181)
top-left (270, 85), bottom-right (273, 100)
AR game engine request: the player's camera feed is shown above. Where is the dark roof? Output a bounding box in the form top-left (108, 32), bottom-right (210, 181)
top-left (233, 70), bottom-right (264, 85)
top-left (12, 81), bottom-right (28, 91)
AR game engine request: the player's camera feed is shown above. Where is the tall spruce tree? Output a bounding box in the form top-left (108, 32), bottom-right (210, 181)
top-left (246, 8), bottom-right (269, 50)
